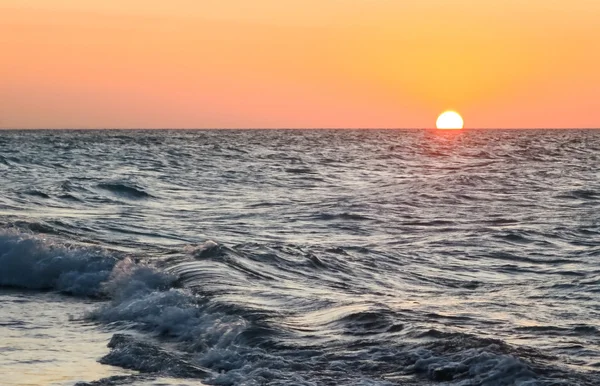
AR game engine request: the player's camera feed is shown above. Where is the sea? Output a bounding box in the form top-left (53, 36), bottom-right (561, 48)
top-left (0, 129), bottom-right (599, 386)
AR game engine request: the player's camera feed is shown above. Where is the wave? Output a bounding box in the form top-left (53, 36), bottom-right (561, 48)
top-left (557, 189), bottom-right (599, 200)
top-left (0, 232), bottom-right (117, 296)
top-left (7, 220), bottom-right (60, 235)
top-left (405, 330), bottom-right (598, 385)
top-left (97, 182), bottom-right (153, 199)
top-left (2, 231), bottom-right (599, 385)
top-left (284, 167), bottom-right (315, 174)
top-left (317, 212), bottom-right (374, 221)
top-left (101, 334), bottom-right (211, 377)
top-left (23, 189), bottom-right (51, 199)
top-left (58, 193), bottom-right (83, 202)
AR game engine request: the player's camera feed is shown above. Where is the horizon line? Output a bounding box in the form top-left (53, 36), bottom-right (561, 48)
top-left (1, 127), bottom-right (600, 130)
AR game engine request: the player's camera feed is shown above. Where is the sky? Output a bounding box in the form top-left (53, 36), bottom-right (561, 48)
top-left (1, 0), bottom-right (599, 128)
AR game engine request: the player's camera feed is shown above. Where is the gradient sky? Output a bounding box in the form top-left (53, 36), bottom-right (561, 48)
top-left (1, 1), bottom-right (599, 128)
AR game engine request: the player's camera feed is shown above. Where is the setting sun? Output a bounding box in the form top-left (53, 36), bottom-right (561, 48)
top-left (436, 111), bottom-right (464, 130)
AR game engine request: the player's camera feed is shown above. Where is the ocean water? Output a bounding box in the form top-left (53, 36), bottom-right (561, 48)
top-left (0, 129), bottom-right (599, 386)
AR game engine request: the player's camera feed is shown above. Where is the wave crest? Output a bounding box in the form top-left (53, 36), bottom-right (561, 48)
top-left (0, 232), bottom-right (116, 296)
top-left (97, 182), bottom-right (152, 199)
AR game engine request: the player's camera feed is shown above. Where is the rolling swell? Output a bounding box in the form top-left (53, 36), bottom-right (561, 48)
top-left (97, 182), bottom-right (153, 199)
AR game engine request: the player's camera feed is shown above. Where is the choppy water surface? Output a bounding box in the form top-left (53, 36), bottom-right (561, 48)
top-left (0, 129), bottom-right (599, 385)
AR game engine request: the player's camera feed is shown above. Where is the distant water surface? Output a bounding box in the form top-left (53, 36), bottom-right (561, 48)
top-left (0, 129), bottom-right (599, 385)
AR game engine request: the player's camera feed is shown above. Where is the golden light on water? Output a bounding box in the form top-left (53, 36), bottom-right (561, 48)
top-left (436, 111), bottom-right (464, 130)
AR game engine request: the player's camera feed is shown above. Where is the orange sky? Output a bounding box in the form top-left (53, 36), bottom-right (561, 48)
top-left (1, 1), bottom-right (599, 128)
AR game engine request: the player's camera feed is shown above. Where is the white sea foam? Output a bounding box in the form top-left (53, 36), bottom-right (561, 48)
top-left (1, 230), bottom-right (596, 385)
top-left (0, 232), bottom-right (116, 296)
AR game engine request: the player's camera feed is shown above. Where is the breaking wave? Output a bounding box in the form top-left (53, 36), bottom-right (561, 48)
top-left (1, 231), bottom-right (598, 385)
top-left (0, 232), bottom-right (116, 296)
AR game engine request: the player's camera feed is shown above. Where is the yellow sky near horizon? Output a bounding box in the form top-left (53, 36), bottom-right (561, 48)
top-left (1, 1), bottom-right (599, 128)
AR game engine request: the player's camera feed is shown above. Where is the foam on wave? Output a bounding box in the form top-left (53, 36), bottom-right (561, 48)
top-left (0, 232), bottom-right (117, 296)
top-left (2, 231), bottom-right (598, 385)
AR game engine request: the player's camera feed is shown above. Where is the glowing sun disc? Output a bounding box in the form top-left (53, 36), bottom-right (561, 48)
top-left (436, 111), bottom-right (464, 129)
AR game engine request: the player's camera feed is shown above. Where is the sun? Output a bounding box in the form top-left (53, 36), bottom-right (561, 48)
top-left (436, 111), bottom-right (464, 130)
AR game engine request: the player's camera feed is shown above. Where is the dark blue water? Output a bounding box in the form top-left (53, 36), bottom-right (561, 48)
top-left (1, 129), bottom-right (599, 385)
